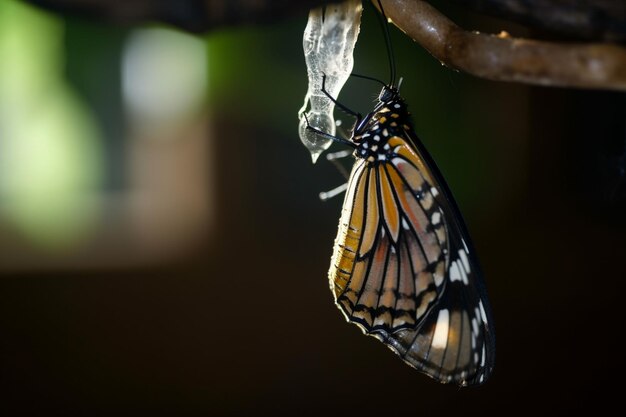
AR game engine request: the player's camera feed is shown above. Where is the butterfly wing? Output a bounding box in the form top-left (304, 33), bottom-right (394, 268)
top-left (328, 133), bottom-right (495, 386)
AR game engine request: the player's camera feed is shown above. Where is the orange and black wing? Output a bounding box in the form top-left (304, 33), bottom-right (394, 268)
top-left (329, 134), bottom-right (494, 386)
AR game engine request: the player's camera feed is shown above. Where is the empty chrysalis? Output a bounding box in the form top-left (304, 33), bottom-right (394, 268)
top-left (298, 0), bottom-right (362, 163)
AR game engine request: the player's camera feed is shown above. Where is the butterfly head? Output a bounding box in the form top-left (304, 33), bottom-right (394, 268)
top-left (377, 85), bottom-right (408, 117)
top-left (378, 85), bottom-right (399, 103)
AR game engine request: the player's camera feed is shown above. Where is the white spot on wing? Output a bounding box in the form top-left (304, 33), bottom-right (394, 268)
top-left (456, 255), bottom-right (469, 285)
top-left (431, 212), bottom-right (441, 225)
top-left (401, 217), bottom-right (410, 230)
top-left (459, 249), bottom-right (470, 272)
top-left (450, 261), bottom-right (462, 282)
top-left (431, 187), bottom-right (439, 197)
top-left (479, 300), bottom-right (488, 324)
top-left (431, 309), bottom-right (450, 349)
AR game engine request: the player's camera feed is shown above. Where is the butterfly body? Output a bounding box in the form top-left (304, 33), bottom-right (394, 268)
top-left (328, 86), bottom-right (495, 386)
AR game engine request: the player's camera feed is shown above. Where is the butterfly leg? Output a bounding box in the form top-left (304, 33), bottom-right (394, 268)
top-left (319, 150), bottom-right (352, 201)
top-left (326, 150), bottom-right (352, 180)
top-left (319, 182), bottom-right (348, 201)
top-left (321, 73), bottom-right (363, 126)
top-left (326, 149), bottom-right (352, 161)
top-left (303, 113), bottom-right (355, 148)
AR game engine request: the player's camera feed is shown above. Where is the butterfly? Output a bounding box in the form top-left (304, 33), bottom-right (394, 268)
top-left (305, 1), bottom-right (495, 387)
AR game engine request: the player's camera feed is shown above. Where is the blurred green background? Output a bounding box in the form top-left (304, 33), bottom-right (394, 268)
top-left (1, 0), bottom-right (625, 415)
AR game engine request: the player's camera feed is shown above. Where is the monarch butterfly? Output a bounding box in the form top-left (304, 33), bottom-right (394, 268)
top-left (305, 1), bottom-right (495, 386)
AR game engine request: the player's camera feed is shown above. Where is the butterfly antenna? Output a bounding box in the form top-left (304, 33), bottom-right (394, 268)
top-left (375, 0), bottom-right (396, 87)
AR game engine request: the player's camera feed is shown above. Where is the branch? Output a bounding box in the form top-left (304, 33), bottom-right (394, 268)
top-left (379, 0), bottom-right (626, 91)
top-left (448, 0), bottom-right (626, 43)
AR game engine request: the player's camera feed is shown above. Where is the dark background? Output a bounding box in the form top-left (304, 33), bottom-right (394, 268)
top-left (1, 1), bottom-right (625, 415)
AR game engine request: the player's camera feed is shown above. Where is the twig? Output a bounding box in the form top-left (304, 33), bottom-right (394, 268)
top-left (379, 0), bottom-right (626, 91)
top-left (448, 0), bottom-right (626, 42)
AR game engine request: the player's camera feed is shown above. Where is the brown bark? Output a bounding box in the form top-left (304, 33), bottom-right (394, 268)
top-left (448, 0), bottom-right (626, 42)
top-left (379, 0), bottom-right (626, 91)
